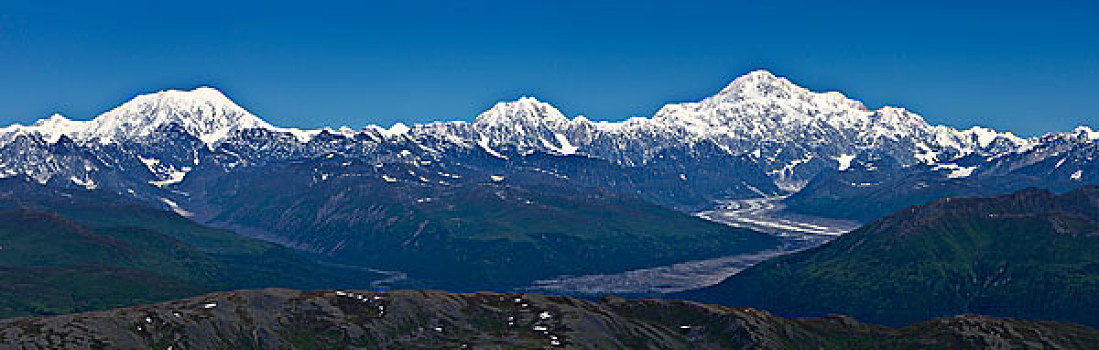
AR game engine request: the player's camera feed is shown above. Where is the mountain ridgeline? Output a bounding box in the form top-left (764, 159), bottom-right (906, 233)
top-left (2, 288), bottom-right (1097, 350)
top-left (0, 71), bottom-right (1093, 290)
top-left (680, 186), bottom-right (1099, 327)
top-left (0, 70), bottom-right (1094, 220)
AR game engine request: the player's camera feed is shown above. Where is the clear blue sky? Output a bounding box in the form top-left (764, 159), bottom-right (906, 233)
top-left (0, 0), bottom-right (1095, 135)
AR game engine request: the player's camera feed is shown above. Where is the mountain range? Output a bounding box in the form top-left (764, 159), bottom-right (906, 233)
top-left (2, 71), bottom-right (1099, 347)
top-left (0, 70), bottom-right (1092, 213)
top-left (0, 69), bottom-right (1096, 294)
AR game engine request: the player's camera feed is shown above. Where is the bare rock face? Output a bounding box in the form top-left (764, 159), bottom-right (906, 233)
top-left (1, 288), bottom-right (1096, 349)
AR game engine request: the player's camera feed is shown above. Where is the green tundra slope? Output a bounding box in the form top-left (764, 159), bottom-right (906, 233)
top-left (679, 186), bottom-right (1099, 327)
top-left (188, 160), bottom-right (782, 290)
top-left (0, 179), bottom-right (383, 318)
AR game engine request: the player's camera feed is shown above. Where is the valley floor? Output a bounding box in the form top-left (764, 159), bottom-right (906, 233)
top-left (695, 196), bottom-right (861, 236)
top-left (524, 197), bottom-right (854, 295)
top-left (524, 236), bottom-right (821, 295)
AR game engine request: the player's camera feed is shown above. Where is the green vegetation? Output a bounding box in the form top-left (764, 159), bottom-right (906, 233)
top-left (200, 165), bottom-right (782, 290)
top-left (681, 186), bottom-right (1099, 327)
top-left (0, 179), bottom-right (383, 319)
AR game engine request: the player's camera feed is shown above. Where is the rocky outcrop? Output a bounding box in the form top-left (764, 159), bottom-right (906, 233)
top-left (1, 288), bottom-right (1096, 349)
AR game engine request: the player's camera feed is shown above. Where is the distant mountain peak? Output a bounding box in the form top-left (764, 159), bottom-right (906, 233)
top-left (88, 86), bottom-right (272, 145)
top-left (473, 96), bottom-right (571, 128)
top-left (716, 70), bottom-right (794, 97)
top-left (2, 87), bottom-right (275, 147)
top-left (706, 70), bottom-right (868, 113)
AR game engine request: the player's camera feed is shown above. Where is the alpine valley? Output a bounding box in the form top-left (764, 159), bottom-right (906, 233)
top-left (1, 71), bottom-right (1098, 343)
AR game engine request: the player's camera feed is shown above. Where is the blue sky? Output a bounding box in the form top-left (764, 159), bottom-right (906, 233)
top-left (0, 0), bottom-right (1095, 135)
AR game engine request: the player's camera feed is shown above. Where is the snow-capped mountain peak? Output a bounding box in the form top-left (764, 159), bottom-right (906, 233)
top-left (30, 114), bottom-right (93, 143)
top-left (1072, 126), bottom-right (1099, 141)
top-left (0, 87), bottom-right (281, 147)
top-left (86, 87), bottom-right (273, 145)
top-left (0, 71), bottom-right (1091, 206)
top-left (714, 69), bottom-right (797, 100)
top-left (709, 70), bottom-right (868, 111)
top-left (468, 96), bottom-right (584, 154)
top-left (473, 96), bottom-right (570, 127)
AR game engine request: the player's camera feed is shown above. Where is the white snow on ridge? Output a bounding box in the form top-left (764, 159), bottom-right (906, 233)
top-left (70, 176), bottom-right (97, 190)
top-left (0, 70), bottom-right (1090, 195)
top-left (159, 198), bottom-right (193, 217)
top-left (379, 123), bottom-right (411, 138)
top-left (138, 156), bottom-right (161, 173)
top-left (149, 167), bottom-right (190, 186)
top-left (1074, 126), bottom-right (1099, 140)
top-left (552, 133), bottom-right (578, 155)
top-left (540, 132), bottom-right (578, 156)
top-left (478, 138), bottom-right (508, 159)
top-left (834, 154), bottom-right (855, 171)
top-left (0, 87), bottom-right (333, 147)
top-left (934, 163), bottom-right (977, 179)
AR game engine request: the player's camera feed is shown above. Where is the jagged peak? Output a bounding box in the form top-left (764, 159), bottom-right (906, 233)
top-left (1072, 126), bottom-right (1099, 140)
top-left (473, 96), bottom-right (570, 127)
top-left (34, 113), bottom-right (72, 125)
top-left (716, 70), bottom-right (797, 96)
top-left (379, 122), bottom-right (411, 137)
top-left (709, 70), bottom-right (867, 112)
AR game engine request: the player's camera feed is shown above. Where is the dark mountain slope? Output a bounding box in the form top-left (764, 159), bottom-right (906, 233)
top-left (680, 186), bottom-right (1099, 327)
top-left (785, 133), bottom-right (1099, 223)
top-left (0, 179), bottom-right (383, 318)
top-left (182, 159), bottom-right (782, 291)
top-left (0, 210), bottom-right (207, 317)
top-left (1, 288), bottom-right (1095, 349)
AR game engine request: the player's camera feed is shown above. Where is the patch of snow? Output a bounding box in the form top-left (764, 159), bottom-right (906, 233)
top-left (380, 123), bottom-right (411, 138)
top-left (138, 156), bottom-right (161, 172)
top-left (913, 143), bottom-right (939, 164)
top-left (478, 138), bottom-right (508, 159)
top-left (834, 154), bottom-right (855, 171)
top-left (548, 133), bottom-right (578, 155)
top-left (1074, 126), bottom-right (1099, 140)
top-left (965, 126), bottom-right (1000, 148)
top-left (70, 176), bottom-right (97, 190)
top-left (149, 167), bottom-right (190, 187)
top-left (159, 198), bottom-right (194, 217)
top-left (947, 166), bottom-right (976, 179)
